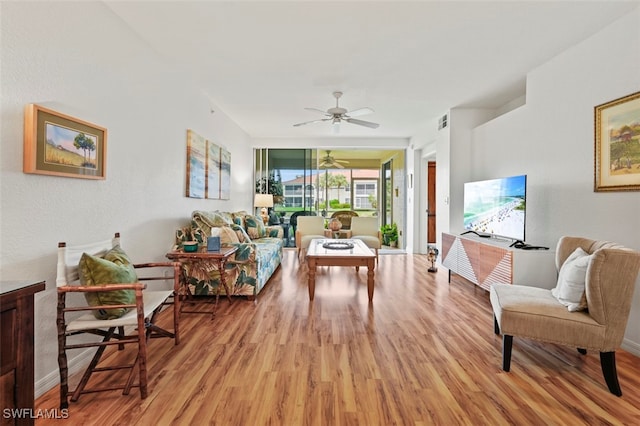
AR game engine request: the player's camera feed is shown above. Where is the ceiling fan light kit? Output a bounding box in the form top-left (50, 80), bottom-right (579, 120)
top-left (293, 91), bottom-right (379, 131)
top-left (319, 150), bottom-right (349, 169)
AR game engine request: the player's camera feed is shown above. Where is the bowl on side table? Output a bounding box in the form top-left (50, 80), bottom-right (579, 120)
top-left (182, 241), bottom-right (199, 252)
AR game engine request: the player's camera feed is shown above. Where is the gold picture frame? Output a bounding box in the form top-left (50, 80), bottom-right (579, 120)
top-left (594, 91), bottom-right (640, 191)
top-left (23, 104), bottom-right (107, 179)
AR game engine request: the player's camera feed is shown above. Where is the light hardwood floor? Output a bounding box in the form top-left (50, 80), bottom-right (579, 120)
top-left (35, 249), bottom-right (640, 425)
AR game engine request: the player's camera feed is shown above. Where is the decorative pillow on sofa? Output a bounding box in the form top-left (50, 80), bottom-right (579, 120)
top-left (231, 223), bottom-right (252, 243)
top-left (244, 215), bottom-right (266, 239)
top-left (551, 247), bottom-right (592, 312)
top-left (231, 211), bottom-right (249, 229)
top-left (79, 245), bottom-right (137, 320)
top-left (192, 210), bottom-right (232, 238)
top-left (218, 225), bottom-right (240, 246)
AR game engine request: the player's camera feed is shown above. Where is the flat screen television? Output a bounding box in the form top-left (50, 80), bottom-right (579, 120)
top-left (463, 174), bottom-right (527, 241)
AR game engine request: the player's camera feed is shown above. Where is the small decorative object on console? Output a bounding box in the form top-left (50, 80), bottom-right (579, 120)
top-left (328, 217), bottom-right (343, 239)
top-left (427, 245), bottom-right (439, 272)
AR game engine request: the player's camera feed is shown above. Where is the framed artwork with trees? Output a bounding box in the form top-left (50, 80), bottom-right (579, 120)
top-left (594, 91), bottom-right (640, 191)
top-left (23, 104), bottom-right (107, 179)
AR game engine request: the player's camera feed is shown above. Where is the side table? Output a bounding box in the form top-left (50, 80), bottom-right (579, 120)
top-left (166, 246), bottom-right (238, 318)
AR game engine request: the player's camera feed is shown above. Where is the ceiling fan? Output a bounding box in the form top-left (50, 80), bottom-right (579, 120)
top-left (319, 150), bottom-right (349, 169)
top-left (293, 91), bottom-right (379, 132)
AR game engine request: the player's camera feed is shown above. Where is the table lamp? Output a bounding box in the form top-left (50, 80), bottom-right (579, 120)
top-left (254, 193), bottom-right (273, 224)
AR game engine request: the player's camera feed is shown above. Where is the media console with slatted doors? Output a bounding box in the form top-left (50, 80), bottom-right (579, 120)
top-left (441, 232), bottom-right (557, 291)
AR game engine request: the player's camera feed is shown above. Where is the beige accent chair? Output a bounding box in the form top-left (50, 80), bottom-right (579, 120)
top-left (490, 236), bottom-right (640, 396)
top-left (350, 217), bottom-right (381, 264)
top-left (295, 216), bottom-right (325, 261)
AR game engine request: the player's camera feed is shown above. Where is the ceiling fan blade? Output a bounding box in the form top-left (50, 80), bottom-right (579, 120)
top-left (333, 162), bottom-right (345, 169)
top-left (293, 118), bottom-right (331, 127)
top-left (345, 118), bottom-right (379, 129)
top-left (346, 107), bottom-right (374, 117)
top-left (304, 107), bottom-right (331, 116)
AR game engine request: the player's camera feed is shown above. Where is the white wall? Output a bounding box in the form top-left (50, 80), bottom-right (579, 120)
top-left (1, 2), bottom-right (253, 395)
top-left (470, 8), bottom-right (640, 352)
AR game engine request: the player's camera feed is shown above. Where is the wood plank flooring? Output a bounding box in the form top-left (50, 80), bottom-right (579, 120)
top-left (35, 249), bottom-right (640, 425)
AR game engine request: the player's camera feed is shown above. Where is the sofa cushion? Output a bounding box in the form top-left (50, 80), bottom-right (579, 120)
top-left (79, 245), bottom-right (137, 320)
top-left (231, 211), bottom-right (249, 229)
top-left (231, 223), bottom-right (251, 243)
top-left (551, 247), bottom-right (591, 312)
top-left (218, 225), bottom-right (240, 246)
top-left (245, 215), bottom-right (266, 239)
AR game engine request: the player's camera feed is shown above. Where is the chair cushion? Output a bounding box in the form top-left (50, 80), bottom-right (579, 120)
top-left (78, 246), bottom-right (137, 320)
top-left (490, 283), bottom-right (605, 350)
top-left (300, 235), bottom-right (324, 250)
top-left (551, 247), bottom-right (591, 311)
top-left (352, 235), bottom-right (381, 249)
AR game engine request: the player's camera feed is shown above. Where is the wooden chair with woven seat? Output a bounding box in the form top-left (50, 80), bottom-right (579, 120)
top-left (56, 232), bottom-right (181, 408)
top-left (330, 210), bottom-right (359, 230)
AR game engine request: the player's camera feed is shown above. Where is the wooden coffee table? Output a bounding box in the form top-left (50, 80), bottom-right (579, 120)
top-left (305, 239), bottom-right (376, 302)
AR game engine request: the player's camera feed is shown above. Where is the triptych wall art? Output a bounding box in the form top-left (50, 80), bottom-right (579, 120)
top-left (186, 129), bottom-right (230, 199)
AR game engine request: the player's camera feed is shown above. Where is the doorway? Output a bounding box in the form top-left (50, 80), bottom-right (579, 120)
top-left (427, 161), bottom-right (436, 243)
top-left (381, 159), bottom-right (392, 226)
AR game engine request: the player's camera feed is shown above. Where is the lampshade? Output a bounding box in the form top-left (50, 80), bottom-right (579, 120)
top-left (254, 193), bottom-right (274, 208)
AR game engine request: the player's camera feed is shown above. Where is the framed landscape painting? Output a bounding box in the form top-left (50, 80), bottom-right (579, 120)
top-left (594, 91), bottom-right (640, 191)
top-left (23, 104), bottom-right (107, 179)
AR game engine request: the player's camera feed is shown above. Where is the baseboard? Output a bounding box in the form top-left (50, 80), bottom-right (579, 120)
top-left (35, 348), bottom-right (94, 399)
top-left (621, 338), bottom-right (640, 357)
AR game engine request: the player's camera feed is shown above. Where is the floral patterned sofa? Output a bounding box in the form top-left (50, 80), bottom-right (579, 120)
top-left (174, 210), bottom-right (284, 298)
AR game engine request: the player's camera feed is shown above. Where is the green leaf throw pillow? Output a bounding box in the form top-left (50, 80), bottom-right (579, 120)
top-left (245, 215), bottom-right (266, 239)
top-left (79, 245), bottom-right (138, 320)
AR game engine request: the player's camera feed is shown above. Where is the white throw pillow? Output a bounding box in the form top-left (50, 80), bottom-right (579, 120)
top-left (551, 247), bottom-right (592, 311)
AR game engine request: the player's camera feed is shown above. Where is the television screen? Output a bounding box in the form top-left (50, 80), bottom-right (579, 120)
top-left (463, 174), bottom-right (527, 241)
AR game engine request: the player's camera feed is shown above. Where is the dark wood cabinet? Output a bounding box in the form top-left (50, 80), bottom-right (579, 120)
top-left (1, 281), bottom-right (45, 426)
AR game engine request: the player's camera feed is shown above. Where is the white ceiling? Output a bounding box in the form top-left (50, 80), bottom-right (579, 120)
top-left (105, 1), bottom-right (638, 139)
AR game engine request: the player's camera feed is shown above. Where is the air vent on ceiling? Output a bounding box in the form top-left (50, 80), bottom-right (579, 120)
top-left (438, 114), bottom-right (448, 130)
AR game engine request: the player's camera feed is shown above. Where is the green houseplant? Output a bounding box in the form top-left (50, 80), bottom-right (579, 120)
top-left (255, 170), bottom-right (284, 205)
top-left (380, 223), bottom-right (398, 247)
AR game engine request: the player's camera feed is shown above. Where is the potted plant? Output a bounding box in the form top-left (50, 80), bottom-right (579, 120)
top-left (255, 170), bottom-right (284, 205)
top-left (380, 223), bottom-right (399, 247)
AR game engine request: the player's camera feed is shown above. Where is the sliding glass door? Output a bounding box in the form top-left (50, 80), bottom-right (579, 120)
top-left (254, 148), bottom-right (318, 217)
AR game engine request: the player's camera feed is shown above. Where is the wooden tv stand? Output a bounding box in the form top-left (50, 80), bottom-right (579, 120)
top-left (441, 232), bottom-right (556, 291)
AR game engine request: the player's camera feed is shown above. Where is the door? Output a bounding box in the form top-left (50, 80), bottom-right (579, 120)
top-left (427, 161), bottom-right (436, 243)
